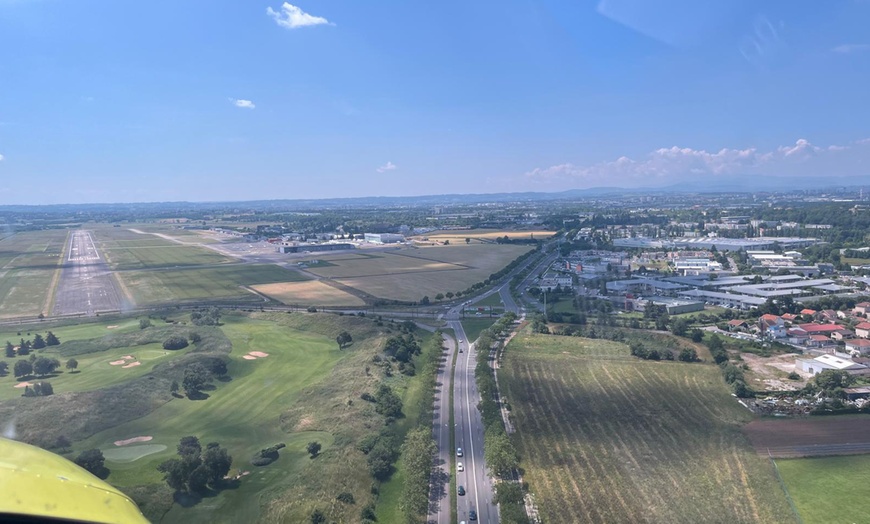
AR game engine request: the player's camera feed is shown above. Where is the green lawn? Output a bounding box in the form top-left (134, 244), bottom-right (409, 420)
top-left (0, 318), bottom-right (141, 349)
top-left (74, 315), bottom-right (350, 524)
top-left (0, 229), bottom-right (68, 317)
top-left (471, 292), bottom-right (504, 308)
top-left (118, 264), bottom-right (308, 306)
top-left (775, 454), bottom-right (870, 524)
top-left (93, 228), bottom-right (232, 270)
top-left (461, 317), bottom-right (497, 343)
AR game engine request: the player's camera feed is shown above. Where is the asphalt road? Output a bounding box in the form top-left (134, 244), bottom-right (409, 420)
top-left (429, 332), bottom-right (456, 524)
top-left (52, 230), bottom-right (123, 316)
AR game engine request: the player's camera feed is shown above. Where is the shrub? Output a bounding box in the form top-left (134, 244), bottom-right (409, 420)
top-left (162, 336), bottom-right (189, 350)
top-left (336, 492), bottom-right (355, 504)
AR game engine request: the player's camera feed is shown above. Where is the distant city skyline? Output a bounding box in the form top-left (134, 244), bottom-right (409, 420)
top-left (1, 0), bottom-right (868, 204)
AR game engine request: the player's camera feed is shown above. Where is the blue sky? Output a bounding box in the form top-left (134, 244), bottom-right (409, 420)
top-left (0, 0), bottom-right (868, 204)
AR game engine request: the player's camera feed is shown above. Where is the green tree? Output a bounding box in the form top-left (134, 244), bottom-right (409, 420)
top-left (678, 348), bottom-right (698, 362)
top-left (139, 318), bottom-right (152, 329)
top-left (170, 381), bottom-right (180, 395)
top-left (31, 334), bottom-right (46, 349)
top-left (157, 458), bottom-right (187, 491)
top-left (690, 329), bottom-right (704, 343)
top-left (306, 441), bottom-right (322, 458)
top-left (485, 432), bottom-right (519, 478)
top-left (420, 296), bottom-right (430, 305)
top-left (13, 359), bottom-right (32, 378)
top-left (374, 383), bottom-right (403, 418)
top-left (336, 331), bottom-right (353, 349)
top-left (177, 436), bottom-right (202, 458)
top-left (33, 357), bottom-right (59, 377)
top-left (202, 444), bottom-right (233, 486)
top-left (54, 435), bottom-right (71, 453)
top-left (18, 339), bottom-right (30, 356)
top-left (182, 363), bottom-right (211, 397)
top-left (163, 336), bottom-right (189, 350)
top-left (0, 361), bottom-right (7, 375)
top-left (815, 369), bottom-right (855, 392)
top-left (435, 293), bottom-right (444, 300)
top-left (74, 449), bottom-right (107, 478)
top-left (400, 427), bottom-right (436, 521)
top-left (310, 509), bottom-right (326, 524)
top-left (65, 358), bottom-right (78, 372)
top-left (670, 318), bottom-right (688, 337)
top-left (45, 331), bottom-right (60, 346)
top-left (5, 341), bottom-right (14, 358)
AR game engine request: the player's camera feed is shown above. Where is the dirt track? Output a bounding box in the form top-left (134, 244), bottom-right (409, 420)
top-left (744, 415), bottom-right (870, 457)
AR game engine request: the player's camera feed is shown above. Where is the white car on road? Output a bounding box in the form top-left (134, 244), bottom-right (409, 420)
top-left (457, 462), bottom-right (464, 472)
top-left (456, 447), bottom-right (463, 457)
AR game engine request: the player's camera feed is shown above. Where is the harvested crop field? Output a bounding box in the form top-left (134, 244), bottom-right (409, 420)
top-left (502, 332), bottom-right (798, 523)
top-left (252, 280), bottom-right (365, 307)
top-left (304, 245), bottom-right (532, 302)
top-left (743, 415), bottom-right (870, 457)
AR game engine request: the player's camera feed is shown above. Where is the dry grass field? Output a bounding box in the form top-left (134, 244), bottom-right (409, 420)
top-left (502, 333), bottom-right (798, 524)
top-left (251, 280), bottom-right (366, 307)
top-left (303, 244), bottom-right (533, 302)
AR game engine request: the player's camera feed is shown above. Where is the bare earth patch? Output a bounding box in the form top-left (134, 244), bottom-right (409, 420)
top-left (744, 416), bottom-right (870, 457)
top-left (295, 416), bottom-right (314, 431)
top-left (242, 355), bottom-right (257, 360)
top-left (114, 435), bottom-right (153, 446)
top-left (741, 353), bottom-right (805, 391)
top-left (13, 382), bottom-right (32, 388)
top-left (249, 351), bottom-right (269, 358)
top-left (107, 325), bottom-right (120, 329)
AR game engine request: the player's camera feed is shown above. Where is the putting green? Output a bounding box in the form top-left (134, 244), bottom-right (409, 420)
top-left (103, 444), bottom-right (168, 463)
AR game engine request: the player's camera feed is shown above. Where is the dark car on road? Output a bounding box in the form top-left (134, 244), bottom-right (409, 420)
top-left (458, 485), bottom-right (465, 496)
top-left (469, 509), bottom-right (477, 520)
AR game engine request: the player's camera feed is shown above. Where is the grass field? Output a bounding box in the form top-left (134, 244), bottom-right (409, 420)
top-left (501, 332), bottom-right (798, 523)
top-left (461, 317), bottom-right (497, 343)
top-left (775, 454), bottom-right (870, 524)
top-left (67, 313), bottom-right (378, 524)
top-left (310, 244), bottom-right (532, 302)
top-left (117, 264), bottom-right (307, 306)
top-left (0, 229), bottom-right (68, 318)
top-left (414, 229), bottom-right (556, 241)
top-left (251, 280), bottom-right (365, 307)
top-left (471, 292), bottom-right (504, 308)
top-left (92, 227), bottom-right (232, 270)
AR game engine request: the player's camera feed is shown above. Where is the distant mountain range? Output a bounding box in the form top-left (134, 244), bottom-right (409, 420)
top-left (3, 175), bottom-right (870, 212)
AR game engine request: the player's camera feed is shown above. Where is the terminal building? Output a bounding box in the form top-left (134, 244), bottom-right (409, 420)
top-left (364, 233), bottom-right (405, 244)
top-left (276, 243), bottom-right (355, 254)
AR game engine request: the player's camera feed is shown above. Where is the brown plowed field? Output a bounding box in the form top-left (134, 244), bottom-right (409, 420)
top-left (743, 415), bottom-right (870, 457)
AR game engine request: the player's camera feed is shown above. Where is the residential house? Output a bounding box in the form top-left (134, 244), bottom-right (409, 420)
top-left (846, 339), bottom-right (870, 356)
top-left (798, 323), bottom-right (844, 336)
top-left (759, 314), bottom-right (786, 339)
top-left (855, 302), bottom-right (870, 316)
top-left (787, 327), bottom-right (809, 345)
top-left (727, 319), bottom-right (748, 331)
top-left (800, 308), bottom-right (818, 317)
top-left (820, 309), bottom-right (839, 322)
top-left (856, 322), bottom-right (870, 339)
top-left (781, 313), bottom-right (799, 323)
top-left (831, 329), bottom-right (854, 341)
top-left (807, 334), bottom-right (832, 348)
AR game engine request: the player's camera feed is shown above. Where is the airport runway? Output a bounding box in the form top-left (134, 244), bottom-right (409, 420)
top-left (52, 230), bottom-right (123, 316)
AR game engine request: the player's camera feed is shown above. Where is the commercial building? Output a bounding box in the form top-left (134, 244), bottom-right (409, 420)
top-left (364, 233), bottom-right (405, 244)
top-left (798, 354), bottom-right (869, 376)
top-left (276, 243), bottom-right (355, 254)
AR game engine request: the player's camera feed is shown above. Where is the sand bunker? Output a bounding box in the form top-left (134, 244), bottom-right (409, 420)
top-left (13, 382), bottom-right (32, 389)
top-left (114, 436), bottom-right (153, 447)
top-left (243, 355), bottom-right (257, 360)
top-left (249, 351), bottom-right (269, 358)
top-left (109, 360), bottom-right (127, 366)
top-left (107, 325), bottom-right (120, 329)
top-left (122, 361), bottom-right (141, 368)
top-left (122, 355), bottom-right (134, 360)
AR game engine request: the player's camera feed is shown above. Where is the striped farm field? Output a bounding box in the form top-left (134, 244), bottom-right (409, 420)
top-left (501, 333), bottom-right (798, 524)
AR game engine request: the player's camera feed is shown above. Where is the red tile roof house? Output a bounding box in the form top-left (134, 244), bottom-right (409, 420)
top-left (855, 302), bottom-right (870, 316)
top-left (856, 322), bottom-right (870, 339)
top-left (820, 309), bottom-right (839, 322)
top-left (787, 327), bottom-right (809, 344)
top-left (846, 339), bottom-right (870, 356)
top-left (759, 314), bottom-right (786, 338)
top-left (781, 313), bottom-right (799, 323)
top-left (801, 308), bottom-right (818, 316)
top-left (799, 323), bottom-right (845, 335)
top-left (727, 319), bottom-right (748, 331)
top-left (807, 334), bottom-right (832, 348)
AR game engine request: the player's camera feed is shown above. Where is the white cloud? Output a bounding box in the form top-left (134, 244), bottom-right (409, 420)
top-left (267, 3), bottom-right (331, 29)
top-left (0, 154), bottom-right (4, 162)
top-left (832, 43), bottom-right (870, 54)
top-left (526, 138), bottom-right (861, 185)
top-left (230, 98), bottom-right (256, 109)
top-left (376, 161), bottom-right (397, 173)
